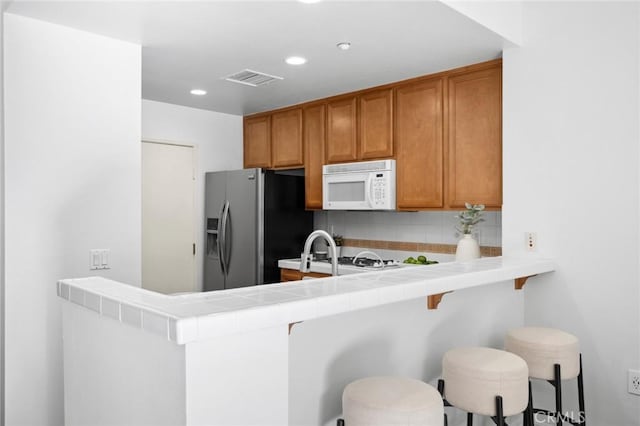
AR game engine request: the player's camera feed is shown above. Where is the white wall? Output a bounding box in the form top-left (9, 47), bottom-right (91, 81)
top-left (289, 281), bottom-right (524, 426)
top-left (141, 99), bottom-right (243, 291)
top-left (440, 0), bottom-right (523, 46)
top-left (0, 4), bottom-right (5, 425)
top-left (503, 2), bottom-right (640, 425)
top-left (62, 298), bottom-right (289, 426)
top-left (4, 14), bottom-right (141, 425)
top-left (63, 303), bottom-right (186, 426)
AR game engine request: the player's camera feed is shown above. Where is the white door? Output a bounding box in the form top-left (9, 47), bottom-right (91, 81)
top-left (142, 141), bottom-right (195, 294)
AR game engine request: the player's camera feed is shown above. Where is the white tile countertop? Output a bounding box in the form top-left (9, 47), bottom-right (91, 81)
top-left (58, 256), bottom-right (555, 345)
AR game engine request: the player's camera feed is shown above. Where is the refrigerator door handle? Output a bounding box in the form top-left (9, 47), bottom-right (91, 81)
top-left (220, 200), bottom-right (231, 275)
top-left (218, 201), bottom-right (229, 276)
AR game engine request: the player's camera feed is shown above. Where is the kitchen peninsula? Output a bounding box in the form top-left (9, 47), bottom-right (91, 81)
top-left (59, 256), bottom-right (553, 426)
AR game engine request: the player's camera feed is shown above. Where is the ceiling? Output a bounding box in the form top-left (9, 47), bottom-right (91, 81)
top-left (6, 1), bottom-right (507, 116)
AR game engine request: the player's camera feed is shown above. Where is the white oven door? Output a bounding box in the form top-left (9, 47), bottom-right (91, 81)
top-left (323, 173), bottom-right (373, 210)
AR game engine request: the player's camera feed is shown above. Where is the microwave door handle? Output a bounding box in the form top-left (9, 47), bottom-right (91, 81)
top-left (365, 175), bottom-right (375, 208)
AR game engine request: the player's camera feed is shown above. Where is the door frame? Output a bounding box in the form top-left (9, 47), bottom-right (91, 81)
top-left (141, 139), bottom-right (198, 292)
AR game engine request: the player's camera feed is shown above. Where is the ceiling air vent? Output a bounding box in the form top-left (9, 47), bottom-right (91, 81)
top-left (224, 69), bottom-right (283, 87)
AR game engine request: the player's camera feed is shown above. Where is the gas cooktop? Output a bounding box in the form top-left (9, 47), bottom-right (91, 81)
top-left (328, 256), bottom-right (400, 269)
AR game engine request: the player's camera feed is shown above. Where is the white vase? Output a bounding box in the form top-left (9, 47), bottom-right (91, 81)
top-left (455, 234), bottom-right (480, 261)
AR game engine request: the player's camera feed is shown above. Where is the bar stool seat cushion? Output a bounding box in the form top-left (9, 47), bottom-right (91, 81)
top-left (342, 376), bottom-right (444, 426)
top-left (505, 327), bottom-right (580, 380)
top-left (442, 347), bottom-right (528, 417)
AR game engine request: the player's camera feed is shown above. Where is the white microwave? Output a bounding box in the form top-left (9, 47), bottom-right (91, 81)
top-left (323, 159), bottom-right (396, 210)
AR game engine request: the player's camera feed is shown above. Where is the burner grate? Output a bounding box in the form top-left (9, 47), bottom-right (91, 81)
top-left (335, 256), bottom-right (397, 268)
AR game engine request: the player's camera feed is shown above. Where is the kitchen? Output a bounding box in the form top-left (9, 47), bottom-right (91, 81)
top-left (2, 2), bottom-right (640, 426)
top-left (204, 53), bottom-right (503, 289)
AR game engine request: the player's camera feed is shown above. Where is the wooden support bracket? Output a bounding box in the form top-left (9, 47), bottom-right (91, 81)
top-left (292, 276), bottom-right (538, 318)
top-left (288, 321), bottom-right (303, 335)
top-left (514, 275), bottom-right (537, 290)
top-left (424, 275), bottom-right (538, 310)
top-left (427, 291), bottom-right (453, 310)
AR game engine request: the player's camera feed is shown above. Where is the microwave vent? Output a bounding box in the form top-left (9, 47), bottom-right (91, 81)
top-left (224, 69), bottom-right (283, 87)
top-left (324, 160), bottom-right (394, 175)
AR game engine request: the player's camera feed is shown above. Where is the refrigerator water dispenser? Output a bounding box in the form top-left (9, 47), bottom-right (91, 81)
top-left (206, 218), bottom-right (219, 258)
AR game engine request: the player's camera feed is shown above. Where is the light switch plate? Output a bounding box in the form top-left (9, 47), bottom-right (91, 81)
top-left (101, 249), bottom-right (110, 269)
top-left (90, 249), bottom-right (111, 270)
top-left (90, 250), bottom-right (101, 270)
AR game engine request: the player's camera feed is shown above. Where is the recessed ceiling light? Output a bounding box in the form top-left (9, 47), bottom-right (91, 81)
top-left (190, 89), bottom-right (207, 96)
top-left (285, 56), bottom-right (307, 66)
top-left (337, 42), bottom-right (351, 51)
top-left (298, 0), bottom-right (322, 3)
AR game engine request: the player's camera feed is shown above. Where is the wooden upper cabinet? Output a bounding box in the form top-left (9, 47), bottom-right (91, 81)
top-left (303, 104), bottom-right (325, 210)
top-left (446, 65), bottom-right (502, 208)
top-left (244, 115), bottom-right (271, 168)
top-left (271, 108), bottom-right (303, 169)
top-left (326, 96), bottom-right (357, 164)
top-left (395, 78), bottom-right (444, 209)
top-left (242, 59), bottom-right (502, 211)
top-left (359, 88), bottom-right (393, 160)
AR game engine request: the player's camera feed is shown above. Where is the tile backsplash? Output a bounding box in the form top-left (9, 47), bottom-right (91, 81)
top-left (313, 210), bottom-right (502, 248)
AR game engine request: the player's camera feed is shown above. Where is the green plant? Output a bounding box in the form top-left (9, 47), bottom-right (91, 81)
top-left (403, 255), bottom-right (439, 265)
top-left (455, 203), bottom-right (485, 235)
top-left (332, 234), bottom-right (344, 246)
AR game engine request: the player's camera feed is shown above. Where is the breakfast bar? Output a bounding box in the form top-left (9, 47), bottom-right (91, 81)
top-left (58, 256), bottom-right (555, 426)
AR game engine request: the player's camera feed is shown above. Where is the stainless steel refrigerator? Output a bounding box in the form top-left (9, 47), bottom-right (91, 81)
top-left (204, 168), bottom-right (313, 291)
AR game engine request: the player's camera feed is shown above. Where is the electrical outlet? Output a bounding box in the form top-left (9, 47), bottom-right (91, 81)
top-left (628, 369), bottom-right (640, 395)
top-left (525, 232), bottom-right (537, 251)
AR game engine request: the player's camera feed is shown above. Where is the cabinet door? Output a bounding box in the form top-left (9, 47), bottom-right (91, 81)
top-left (244, 115), bottom-right (271, 168)
top-left (447, 66), bottom-right (502, 208)
top-left (359, 88), bottom-right (393, 159)
top-left (326, 97), bottom-right (357, 163)
top-left (395, 78), bottom-right (444, 209)
top-left (271, 108), bottom-right (303, 169)
top-left (280, 268), bottom-right (330, 282)
top-left (280, 268), bottom-right (303, 282)
top-left (303, 104), bottom-right (325, 210)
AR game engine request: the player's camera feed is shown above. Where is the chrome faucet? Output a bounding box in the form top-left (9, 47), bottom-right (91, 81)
top-left (300, 230), bottom-right (338, 276)
top-left (352, 250), bottom-right (385, 268)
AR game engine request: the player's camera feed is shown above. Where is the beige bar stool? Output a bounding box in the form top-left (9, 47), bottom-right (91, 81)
top-left (337, 376), bottom-right (445, 426)
top-left (505, 327), bottom-right (585, 426)
top-left (438, 347), bottom-right (532, 426)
